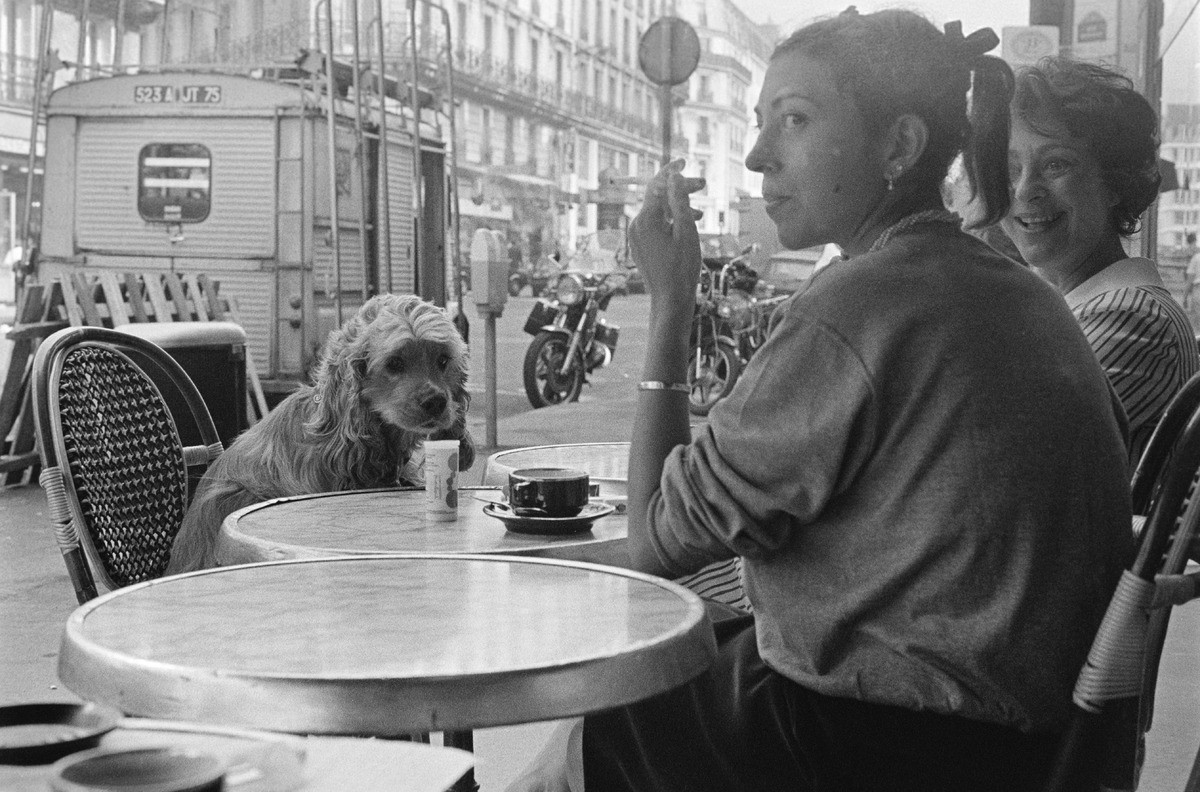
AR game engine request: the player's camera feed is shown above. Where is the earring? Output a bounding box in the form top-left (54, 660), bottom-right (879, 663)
top-left (886, 166), bottom-right (902, 192)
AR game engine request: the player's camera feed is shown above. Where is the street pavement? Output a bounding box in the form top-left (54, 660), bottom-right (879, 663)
top-left (2, 293), bottom-right (1199, 788)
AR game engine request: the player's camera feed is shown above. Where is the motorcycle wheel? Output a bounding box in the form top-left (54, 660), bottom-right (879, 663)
top-left (687, 339), bottom-right (741, 417)
top-left (524, 331), bottom-right (585, 408)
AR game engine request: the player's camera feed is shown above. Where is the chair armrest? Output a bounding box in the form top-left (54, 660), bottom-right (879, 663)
top-left (1153, 571), bottom-right (1200, 608)
top-left (182, 442), bottom-right (224, 468)
top-left (38, 467), bottom-right (99, 603)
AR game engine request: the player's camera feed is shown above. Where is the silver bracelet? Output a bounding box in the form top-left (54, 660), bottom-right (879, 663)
top-left (638, 381), bottom-right (690, 393)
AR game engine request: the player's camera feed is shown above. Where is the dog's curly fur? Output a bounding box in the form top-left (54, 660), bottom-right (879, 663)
top-left (167, 293), bottom-right (475, 573)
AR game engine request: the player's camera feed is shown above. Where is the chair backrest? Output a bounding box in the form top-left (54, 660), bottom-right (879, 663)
top-left (32, 326), bottom-right (224, 603)
top-left (1130, 371), bottom-right (1200, 515)
top-left (1042, 373), bottom-right (1200, 792)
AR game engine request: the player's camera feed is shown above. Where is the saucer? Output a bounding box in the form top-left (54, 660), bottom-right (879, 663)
top-left (0, 702), bottom-right (122, 765)
top-left (483, 501), bottom-right (616, 535)
top-left (51, 746), bottom-right (226, 792)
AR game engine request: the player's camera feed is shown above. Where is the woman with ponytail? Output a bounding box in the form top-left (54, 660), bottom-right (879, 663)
top-left (508, 10), bottom-right (1132, 792)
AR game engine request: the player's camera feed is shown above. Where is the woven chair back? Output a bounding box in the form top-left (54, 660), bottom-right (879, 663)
top-left (34, 326), bottom-right (224, 600)
top-left (55, 343), bottom-right (189, 587)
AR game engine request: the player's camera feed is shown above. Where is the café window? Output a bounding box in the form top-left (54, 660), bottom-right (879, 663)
top-left (138, 143), bottom-right (211, 223)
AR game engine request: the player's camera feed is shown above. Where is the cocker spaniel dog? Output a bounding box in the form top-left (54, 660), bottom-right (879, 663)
top-left (167, 293), bottom-right (475, 573)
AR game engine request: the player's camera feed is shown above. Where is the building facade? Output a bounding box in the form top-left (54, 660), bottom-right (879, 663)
top-left (671, 0), bottom-right (769, 242)
top-left (1, 0), bottom-right (774, 295)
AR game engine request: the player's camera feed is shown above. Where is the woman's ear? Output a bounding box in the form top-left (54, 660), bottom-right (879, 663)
top-left (882, 113), bottom-right (930, 178)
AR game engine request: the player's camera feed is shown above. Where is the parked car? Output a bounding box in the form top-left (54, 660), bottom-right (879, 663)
top-left (758, 244), bottom-right (838, 296)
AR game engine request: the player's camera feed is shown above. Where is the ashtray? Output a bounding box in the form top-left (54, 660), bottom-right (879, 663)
top-left (483, 501), bottom-right (615, 535)
top-left (51, 745), bottom-right (226, 792)
top-left (0, 702), bottom-right (122, 765)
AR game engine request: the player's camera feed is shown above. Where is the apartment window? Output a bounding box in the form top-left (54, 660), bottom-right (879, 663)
top-left (483, 15), bottom-right (494, 53)
top-left (609, 9), bottom-right (616, 49)
top-left (138, 143), bottom-right (211, 223)
top-left (580, 0), bottom-right (589, 41)
top-left (456, 2), bottom-right (467, 50)
top-left (595, 0), bottom-right (604, 47)
top-left (609, 76), bottom-right (617, 106)
top-left (508, 26), bottom-right (517, 66)
top-left (698, 74), bottom-right (711, 103)
top-left (623, 19), bottom-right (630, 64)
top-left (595, 67), bottom-right (602, 98)
top-left (482, 107), bottom-right (493, 164)
top-left (556, 50), bottom-right (564, 87)
top-left (697, 116), bottom-right (710, 145)
top-left (531, 38), bottom-right (540, 74)
top-left (505, 116), bottom-right (516, 165)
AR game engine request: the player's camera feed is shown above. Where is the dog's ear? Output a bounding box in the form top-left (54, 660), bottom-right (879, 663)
top-left (305, 300), bottom-right (376, 435)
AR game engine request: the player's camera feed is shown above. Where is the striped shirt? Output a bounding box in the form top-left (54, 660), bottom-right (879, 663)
top-left (1067, 257), bottom-right (1199, 467)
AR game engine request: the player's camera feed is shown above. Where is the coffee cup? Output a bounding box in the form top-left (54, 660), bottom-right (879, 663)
top-left (507, 467), bottom-right (593, 518)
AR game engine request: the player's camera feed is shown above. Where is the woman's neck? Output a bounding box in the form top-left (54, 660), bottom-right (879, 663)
top-left (841, 192), bottom-right (947, 258)
top-left (1037, 236), bottom-right (1129, 295)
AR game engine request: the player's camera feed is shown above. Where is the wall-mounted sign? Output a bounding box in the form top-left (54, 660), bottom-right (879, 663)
top-left (1072, 0), bottom-right (1118, 62)
top-left (1001, 26), bottom-right (1060, 66)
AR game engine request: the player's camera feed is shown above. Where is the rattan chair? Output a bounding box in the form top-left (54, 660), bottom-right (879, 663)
top-left (32, 326), bottom-right (224, 603)
top-left (1042, 375), bottom-right (1200, 792)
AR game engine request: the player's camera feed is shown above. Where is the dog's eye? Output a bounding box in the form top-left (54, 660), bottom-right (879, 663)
top-left (385, 355), bottom-right (406, 374)
top-left (437, 354), bottom-right (450, 371)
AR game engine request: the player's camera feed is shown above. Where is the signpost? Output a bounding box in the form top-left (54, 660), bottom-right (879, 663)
top-left (638, 17), bottom-right (700, 164)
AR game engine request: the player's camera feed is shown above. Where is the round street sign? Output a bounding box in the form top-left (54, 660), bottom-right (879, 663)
top-left (638, 17), bottom-right (701, 86)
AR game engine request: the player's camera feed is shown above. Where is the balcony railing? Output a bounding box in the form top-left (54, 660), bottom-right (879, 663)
top-left (698, 52), bottom-right (751, 82)
top-left (451, 42), bottom-right (657, 139)
top-left (209, 21), bottom-right (657, 143)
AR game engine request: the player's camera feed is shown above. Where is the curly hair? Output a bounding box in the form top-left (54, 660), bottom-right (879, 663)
top-left (775, 8), bottom-right (1014, 227)
top-left (1012, 57), bottom-right (1160, 236)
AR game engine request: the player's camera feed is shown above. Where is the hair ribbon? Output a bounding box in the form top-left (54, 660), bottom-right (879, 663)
top-left (942, 21), bottom-right (1000, 61)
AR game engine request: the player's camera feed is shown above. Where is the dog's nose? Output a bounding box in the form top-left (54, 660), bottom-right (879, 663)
top-left (421, 393), bottom-right (448, 416)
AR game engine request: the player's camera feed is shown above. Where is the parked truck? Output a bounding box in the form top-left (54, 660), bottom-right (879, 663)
top-left (32, 66), bottom-right (450, 399)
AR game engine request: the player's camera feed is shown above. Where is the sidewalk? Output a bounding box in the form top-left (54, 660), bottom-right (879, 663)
top-left (463, 396), bottom-right (636, 481)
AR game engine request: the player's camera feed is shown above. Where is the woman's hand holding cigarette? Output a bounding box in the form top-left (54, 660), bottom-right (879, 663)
top-left (627, 159), bottom-right (706, 310)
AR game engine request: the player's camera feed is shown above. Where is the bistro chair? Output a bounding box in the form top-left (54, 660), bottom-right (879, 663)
top-left (32, 326), bottom-right (224, 604)
top-left (1041, 376), bottom-right (1200, 792)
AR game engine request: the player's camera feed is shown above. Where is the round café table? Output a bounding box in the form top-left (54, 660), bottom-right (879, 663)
top-left (215, 487), bottom-right (629, 568)
top-left (483, 442), bottom-right (629, 487)
top-left (58, 555), bottom-right (717, 736)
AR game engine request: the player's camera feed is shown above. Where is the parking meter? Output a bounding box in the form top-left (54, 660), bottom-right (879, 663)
top-left (470, 229), bottom-right (508, 317)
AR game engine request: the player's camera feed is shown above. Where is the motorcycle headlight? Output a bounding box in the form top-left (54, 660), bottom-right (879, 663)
top-left (555, 273), bottom-right (585, 305)
top-left (717, 291), bottom-right (751, 319)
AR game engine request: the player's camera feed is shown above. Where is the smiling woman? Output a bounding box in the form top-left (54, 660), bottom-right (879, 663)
top-left (999, 58), bottom-right (1199, 466)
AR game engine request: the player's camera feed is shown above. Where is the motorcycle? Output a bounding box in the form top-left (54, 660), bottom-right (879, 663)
top-left (508, 255), bottom-right (561, 297)
top-left (521, 268), bottom-right (622, 408)
top-left (687, 246), bottom-right (785, 416)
